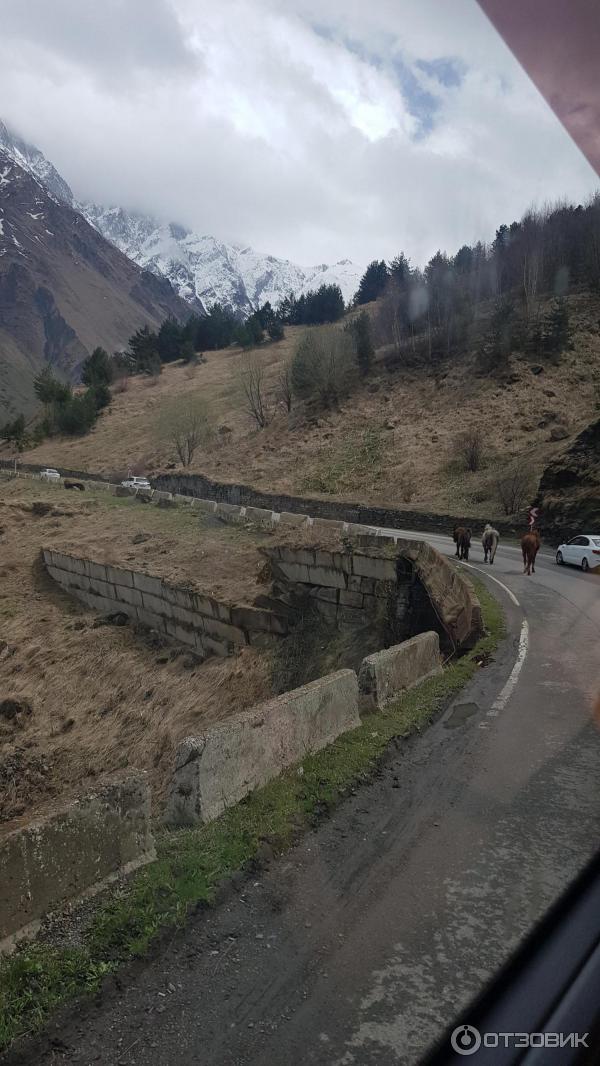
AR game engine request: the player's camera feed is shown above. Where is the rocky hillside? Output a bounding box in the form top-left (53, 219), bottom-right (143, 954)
top-left (0, 149), bottom-right (189, 419)
top-left (536, 417), bottom-right (600, 538)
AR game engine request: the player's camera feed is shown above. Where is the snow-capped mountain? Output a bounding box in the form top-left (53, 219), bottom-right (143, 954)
top-left (0, 118), bottom-right (361, 316)
top-left (0, 120), bottom-right (74, 207)
top-left (81, 204), bottom-right (361, 315)
top-left (0, 133), bottom-right (189, 417)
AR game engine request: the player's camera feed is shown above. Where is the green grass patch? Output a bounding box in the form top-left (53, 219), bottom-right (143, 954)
top-left (0, 576), bottom-right (504, 1052)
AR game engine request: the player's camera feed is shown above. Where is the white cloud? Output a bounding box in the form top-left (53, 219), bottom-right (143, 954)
top-left (0, 0), bottom-right (596, 268)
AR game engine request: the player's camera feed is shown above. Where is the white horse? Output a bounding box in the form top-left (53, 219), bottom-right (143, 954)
top-left (482, 523), bottom-right (499, 564)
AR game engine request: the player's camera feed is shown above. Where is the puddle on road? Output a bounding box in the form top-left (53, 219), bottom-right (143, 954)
top-left (444, 702), bottom-right (479, 729)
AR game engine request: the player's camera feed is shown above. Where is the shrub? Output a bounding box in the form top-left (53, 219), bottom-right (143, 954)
top-left (291, 327), bottom-right (358, 408)
top-left (494, 465), bottom-right (534, 515)
top-left (238, 355), bottom-right (269, 428)
top-left (453, 427), bottom-right (484, 472)
top-left (158, 396), bottom-right (213, 466)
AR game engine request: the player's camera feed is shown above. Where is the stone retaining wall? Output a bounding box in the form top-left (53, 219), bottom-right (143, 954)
top-left (264, 540), bottom-right (481, 651)
top-left (151, 470), bottom-right (522, 538)
top-left (0, 772), bottom-right (154, 952)
top-left (166, 670), bottom-right (360, 826)
top-left (359, 632), bottom-right (442, 711)
top-left (42, 549), bottom-right (288, 657)
top-left (0, 460), bottom-right (520, 537)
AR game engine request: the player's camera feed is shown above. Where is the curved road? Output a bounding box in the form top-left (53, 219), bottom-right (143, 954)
top-left (21, 531), bottom-right (600, 1066)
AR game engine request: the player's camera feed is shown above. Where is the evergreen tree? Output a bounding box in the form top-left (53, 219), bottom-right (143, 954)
top-left (180, 339), bottom-right (196, 363)
top-left (268, 318), bottom-right (285, 341)
top-left (355, 260), bottom-right (389, 304)
top-left (81, 347), bottom-right (113, 387)
top-left (345, 311), bottom-right (374, 376)
top-left (389, 253), bottom-right (411, 288)
top-left (55, 392), bottom-right (97, 435)
top-left (279, 285), bottom-right (344, 326)
top-left (0, 413), bottom-right (27, 450)
top-left (544, 298), bottom-right (570, 356)
top-left (33, 365), bottom-right (72, 406)
top-left (128, 325), bottom-right (161, 374)
top-left (158, 318), bottom-right (184, 363)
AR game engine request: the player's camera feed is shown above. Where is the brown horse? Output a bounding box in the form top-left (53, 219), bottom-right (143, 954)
top-left (453, 525), bottom-right (472, 561)
top-left (521, 530), bottom-right (541, 575)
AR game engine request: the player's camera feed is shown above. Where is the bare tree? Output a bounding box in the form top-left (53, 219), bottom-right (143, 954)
top-left (239, 355), bottom-right (269, 428)
top-left (158, 396), bottom-right (212, 467)
top-left (277, 362), bottom-right (293, 412)
top-left (453, 427), bottom-right (484, 473)
top-left (494, 465), bottom-right (534, 515)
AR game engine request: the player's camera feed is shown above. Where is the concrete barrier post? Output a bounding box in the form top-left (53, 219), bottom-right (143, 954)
top-left (0, 771), bottom-right (154, 951)
top-left (166, 669), bottom-right (360, 826)
top-left (358, 631), bottom-right (442, 711)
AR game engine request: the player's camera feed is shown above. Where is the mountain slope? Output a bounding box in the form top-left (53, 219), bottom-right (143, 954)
top-left (0, 119), bottom-right (361, 323)
top-left (0, 149), bottom-right (189, 418)
top-left (0, 119), bottom-right (74, 206)
top-left (16, 292), bottom-right (600, 528)
top-left (81, 204), bottom-right (361, 315)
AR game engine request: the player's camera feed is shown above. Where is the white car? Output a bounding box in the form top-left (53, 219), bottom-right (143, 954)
top-left (556, 534), bottom-right (600, 572)
top-left (121, 476), bottom-right (152, 491)
top-left (40, 468), bottom-right (61, 482)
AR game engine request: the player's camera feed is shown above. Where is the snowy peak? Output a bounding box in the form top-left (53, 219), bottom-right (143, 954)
top-left (0, 121), bottom-right (73, 206)
top-left (0, 118), bottom-right (362, 317)
top-left (81, 202), bottom-right (361, 315)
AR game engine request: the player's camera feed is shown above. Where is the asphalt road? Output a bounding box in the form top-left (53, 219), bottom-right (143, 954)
top-left (16, 532), bottom-right (600, 1066)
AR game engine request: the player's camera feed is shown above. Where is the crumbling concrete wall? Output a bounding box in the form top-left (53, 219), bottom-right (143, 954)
top-left (0, 771), bottom-right (154, 951)
top-left (358, 631), bottom-right (442, 711)
top-left (166, 669), bottom-right (360, 826)
top-left (42, 548), bottom-right (288, 657)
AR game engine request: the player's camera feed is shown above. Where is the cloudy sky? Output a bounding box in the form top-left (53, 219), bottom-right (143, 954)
top-left (1, 0), bottom-right (597, 269)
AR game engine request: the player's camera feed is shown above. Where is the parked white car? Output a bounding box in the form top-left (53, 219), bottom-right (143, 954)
top-left (121, 476), bottom-right (152, 491)
top-left (40, 468), bottom-right (61, 482)
top-left (556, 534), bottom-right (600, 572)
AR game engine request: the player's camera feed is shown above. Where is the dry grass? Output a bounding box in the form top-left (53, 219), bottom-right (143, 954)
top-left (0, 479), bottom-right (278, 831)
top-left (13, 292), bottom-right (600, 518)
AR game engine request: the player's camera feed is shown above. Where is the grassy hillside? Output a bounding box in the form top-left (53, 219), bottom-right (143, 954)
top-left (9, 291), bottom-right (600, 519)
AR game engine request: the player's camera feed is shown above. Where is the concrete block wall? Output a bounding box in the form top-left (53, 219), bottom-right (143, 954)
top-left (42, 548), bottom-right (289, 658)
top-left (28, 465), bottom-right (482, 648)
top-left (358, 631), bottom-right (442, 711)
top-left (165, 627), bottom-right (447, 827)
top-left (0, 771), bottom-right (154, 952)
top-left (263, 544), bottom-right (413, 635)
top-left (166, 670), bottom-right (360, 826)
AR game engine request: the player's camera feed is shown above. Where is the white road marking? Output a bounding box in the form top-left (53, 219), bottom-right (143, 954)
top-left (486, 619), bottom-right (529, 719)
top-left (373, 526), bottom-right (530, 726)
top-left (459, 561), bottom-right (521, 607)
